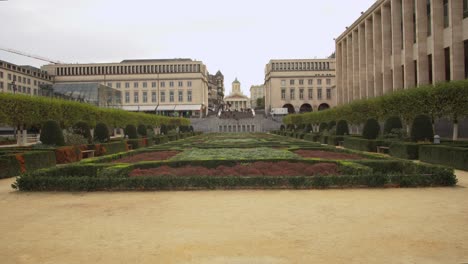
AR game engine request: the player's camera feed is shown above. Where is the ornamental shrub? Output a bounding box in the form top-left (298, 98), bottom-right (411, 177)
top-left (72, 121), bottom-right (92, 143)
top-left (304, 124), bottom-right (312, 133)
top-left (362, 118), bottom-right (380, 140)
top-left (336, 120), bottom-right (349, 136)
top-left (383, 116), bottom-right (403, 135)
top-left (319, 122), bottom-right (328, 132)
top-left (411, 115), bottom-right (434, 142)
top-left (40, 120), bottom-right (65, 146)
top-left (328, 121), bottom-right (336, 131)
top-left (94, 123), bottom-right (110, 143)
top-left (160, 124), bottom-right (168, 135)
top-left (280, 125), bottom-right (285, 131)
top-left (137, 124), bottom-right (147, 137)
top-left (125, 124), bottom-right (138, 139)
top-left (189, 126), bottom-right (194, 132)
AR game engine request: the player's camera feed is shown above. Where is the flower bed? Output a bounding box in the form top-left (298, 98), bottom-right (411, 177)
top-left (171, 147), bottom-right (300, 161)
top-left (130, 161), bottom-right (339, 177)
top-left (294, 150), bottom-right (363, 160)
top-left (112, 151), bottom-right (180, 163)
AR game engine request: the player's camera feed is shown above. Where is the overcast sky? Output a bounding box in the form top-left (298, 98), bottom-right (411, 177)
top-left (0, 0), bottom-right (376, 95)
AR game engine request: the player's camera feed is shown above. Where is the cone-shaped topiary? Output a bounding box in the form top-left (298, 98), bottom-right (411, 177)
top-left (383, 116), bottom-right (403, 135)
top-left (411, 115), bottom-right (434, 142)
top-left (40, 120), bottom-right (65, 146)
top-left (137, 124), bottom-right (147, 137)
top-left (362, 118), bottom-right (380, 139)
top-left (328, 121), bottom-right (336, 131)
top-left (160, 124), bottom-right (168, 135)
top-left (336, 120), bottom-right (349, 136)
top-left (125, 124), bottom-right (138, 139)
top-left (319, 122), bottom-right (328, 132)
top-left (94, 123), bottom-right (110, 143)
top-left (72, 121), bottom-right (92, 144)
top-left (304, 124), bottom-right (312, 133)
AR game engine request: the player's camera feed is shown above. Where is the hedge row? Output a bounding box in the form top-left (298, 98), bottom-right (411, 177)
top-left (419, 145), bottom-right (468, 170)
top-left (0, 93), bottom-right (189, 128)
top-left (389, 142), bottom-right (421, 160)
top-left (0, 151), bottom-right (56, 179)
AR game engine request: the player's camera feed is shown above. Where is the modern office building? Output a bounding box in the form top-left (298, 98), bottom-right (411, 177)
top-left (250, 84), bottom-right (265, 109)
top-left (42, 59), bottom-right (210, 118)
top-left (335, 0), bottom-right (468, 105)
top-left (224, 78), bottom-right (250, 111)
top-left (0, 60), bottom-right (53, 95)
top-left (264, 59), bottom-right (336, 114)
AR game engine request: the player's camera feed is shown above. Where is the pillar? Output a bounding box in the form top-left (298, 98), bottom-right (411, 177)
top-left (342, 39), bottom-right (349, 103)
top-left (336, 41), bottom-right (343, 104)
top-left (431, 0), bottom-right (445, 82)
top-left (353, 30), bottom-right (360, 100)
top-left (347, 35), bottom-right (354, 102)
top-left (359, 23), bottom-right (367, 99)
top-left (450, 0), bottom-right (464, 80)
top-left (416, 0), bottom-right (429, 85)
top-left (365, 18), bottom-right (375, 98)
top-left (373, 11), bottom-right (384, 97)
top-left (402, 0), bottom-right (416, 88)
top-left (391, 0), bottom-right (403, 90)
top-left (382, 3), bottom-right (393, 94)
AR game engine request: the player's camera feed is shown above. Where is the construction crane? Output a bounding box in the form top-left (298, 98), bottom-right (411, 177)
top-left (0, 47), bottom-right (66, 64)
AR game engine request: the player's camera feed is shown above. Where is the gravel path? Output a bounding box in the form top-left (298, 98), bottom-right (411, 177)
top-left (1, 171), bottom-right (467, 264)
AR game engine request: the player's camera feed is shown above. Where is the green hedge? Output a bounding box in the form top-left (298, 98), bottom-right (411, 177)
top-left (389, 142), bottom-right (420, 160)
top-left (343, 137), bottom-right (378, 152)
top-left (0, 154), bottom-right (21, 179)
top-left (126, 139), bottom-right (146, 150)
top-left (419, 145), bottom-right (468, 170)
top-left (0, 151), bottom-right (56, 179)
top-left (328, 136), bottom-right (344, 146)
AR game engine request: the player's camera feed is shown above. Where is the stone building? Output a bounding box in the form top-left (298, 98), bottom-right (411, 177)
top-left (335, 0), bottom-right (468, 105)
top-left (250, 85), bottom-right (265, 109)
top-left (42, 59), bottom-right (210, 118)
top-left (208, 70), bottom-right (225, 111)
top-left (0, 60), bottom-right (53, 95)
top-left (264, 59), bottom-right (336, 114)
top-left (224, 78), bottom-right (250, 111)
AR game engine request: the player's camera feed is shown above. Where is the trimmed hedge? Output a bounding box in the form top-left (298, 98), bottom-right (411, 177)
top-left (40, 120), bottom-right (65, 146)
top-left (419, 145), bottom-right (468, 170)
top-left (362, 118), bottom-right (380, 140)
top-left (384, 116), bottom-right (403, 135)
top-left (94, 123), bottom-right (110, 143)
top-left (126, 139), bottom-right (146, 150)
top-left (411, 115), bottom-right (434, 142)
top-left (0, 151), bottom-right (56, 179)
top-left (343, 137), bottom-right (379, 152)
top-left (154, 135), bottom-right (169, 145)
top-left (389, 142), bottom-right (420, 160)
top-left (0, 154), bottom-right (21, 179)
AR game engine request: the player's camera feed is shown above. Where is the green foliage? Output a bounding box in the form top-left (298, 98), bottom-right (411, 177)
top-left (336, 120), bottom-right (349, 136)
top-left (94, 123), bottom-right (110, 143)
top-left (389, 142), bottom-right (420, 160)
top-left (171, 148), bottom-right (300, 161)
top-left (137, 124), bottom-right (147, 137)
top-left (304, 124), bottom-right (312, 133)
top-left (419, 145), bottom-right (468, 170)
top-left (343, 137), bottom-right (380, 152)
top-left (160, 124), bottom-right (168, 135)
top-left (383, 116), bottom-right (403, 135)
top-left (280, 125), bottom-right (285, 131)
top-left (125, 124), bottom-right (138, 139)
top-left (411, 115), bottom-right (434, 142)
top-left (319, 122), bottom-right (328, 132)
top-left (0, 154), bottom-right (21, 179)
top-left (72, 121), bottom-right (92, 143)
top-left (126, 139), bottom-right (145, 150)
top-left (64, 129), bottom-right (89, 146)
top-left (362, 119), bottom-right (380, 140)
top-left (328, 121), bottom-right (336, 130)
top-left (40, 120), bottom-right (65, 146)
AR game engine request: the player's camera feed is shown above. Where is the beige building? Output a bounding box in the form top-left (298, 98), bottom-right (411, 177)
top-left (224, 78), bottom-right (250, 111)
top-left (264, 59), bottom-right (336, 114)
top-left (250, 85), bottom-right (265, 109)
top-left (0, 60), bottom-right (53, 95)
top-left (42, 59), bottom-right (210, 118)
top-left (208, 70), bottom-right (225, 111)
top-left (336, 0), bottom-right (468, 105)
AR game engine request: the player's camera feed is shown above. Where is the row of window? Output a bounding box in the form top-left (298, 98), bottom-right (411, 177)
top-left (281, 79), bottom-right (332, 86)
top-left (0, 63), bottom-right (51, 80)
top-left (272, 61), bottom-right (332, 71)
top-left (107, 80), bottom-right (192, 89)
top-left (0, 82), bottom-right (38, 95)
top-left (0, 71), bottom-right (46, 87)
top-left (123, 90), bottom-right (193, 104)
top-left (56, 64), bottom-right (202, 76)
top-left (281, 88), bottom-right (332, 100)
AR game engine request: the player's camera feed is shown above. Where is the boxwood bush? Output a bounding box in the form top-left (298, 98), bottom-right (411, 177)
top-left (389, 142), bottom-right (420, 160)
top-left (419, 145), bottom-right (468, 170)
top-left (40, 120), bottom-right (65, 146)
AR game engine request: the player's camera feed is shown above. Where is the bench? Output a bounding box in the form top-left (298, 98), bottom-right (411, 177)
top-left (80, 150), bottom-right (95, 159)
top-left (376, 146), bottom-right (390, 154)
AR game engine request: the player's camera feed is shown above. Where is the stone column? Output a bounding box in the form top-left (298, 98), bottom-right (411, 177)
top-left (431, 0), bottom-right (445, 82)
top-left (382, 4), bottom-right (393, 94)
top-left (359, 23), bottom-right (367, 99)
top-left (391, 0), bottom-right (403, 90)
top-left (342, 39), bottom-right (349, 103)
top-left (347, 35), bottom-right (354, 102)
top-left (373, 11), bottom-right (383, 97)
top-left (353, 30), bottom-right (360, 100)
top-left (336, 41), bottom-right (343, 104)
top-left (416, 0), bottom-right (429, 85)
top-left (450, 0), bottom-right (464, 80)
top-left (402, 0), bottom-right (416, 88)
top-left (365, 18), bottom-right (375, 98)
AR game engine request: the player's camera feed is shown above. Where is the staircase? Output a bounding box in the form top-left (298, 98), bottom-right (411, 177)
top-left (190, 114), bottom-right (282, 133)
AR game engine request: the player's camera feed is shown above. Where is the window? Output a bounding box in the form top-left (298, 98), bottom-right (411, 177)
top-left (0, 82), bottom-right (3, 90)
top-left (125, 82), bottom-right (130, 88)
top-left (169, 81), bottom-right (174, 87)
top-left (187, 90), bottom-right (192, 102)
top-left (125, 92), bottom-right (130, 103)
top-left (152, 82), bottom-right (157, 88)
top-left (116, 83), bottom-right (121, 89)
top-left (443, 0), bottom-right (449, 28)
top-left (464, 0), bottom-right (468, 18)
top-left (8, 74), bottom-right (11, 80)
top-left (152, 92), bottom-right (157, 103)
top-left (281, 80), bottom-right (286, 86)
top-left (428, 54), bottom-right (433, 84)
top-left (134, 92), bottom-right (139, 103)
top-left (27, 87), bottom-right (31, 94)
top-left (317, 79), bottom-right (322, 85)
top-left (308, 79), bottom-right (313, 85)
top-left (143, 82), bottom-right (147, 88)
top-left (143, 92), bottom-right (148, 103)
top-left (170, 91), bottom-right (174, 102)
top-left (308, 88), bottom-right (313, 99)
top-left (0, 71), bottom-right (3, 78)
top-left (299, 89), bottom-right (304, 100)
top-left (290, 80), bottom-right (295, 85)
top-left (27, 79), bottom-right (30, 85)
top-left (178, 90), bottom-right (183, 101)
top-left (281, 89), bottom-right (286, 100)
top-left (427, 0), bottom-right (432, 36)
top-left (18, 76), bottom-right (22, 83)
top-left (134, 82), bottom-right (139, 88)
top-left (34, 80), bottom-right (37, 86)
top-left (326, 79), bottom-right (331, 85)
top-left (290, 88), bottom-right (295, 100)
top-left (161, 82), bottom-right (165, 87)
top-left (445, 47), bottom-right (451, 81)
top-left (326, 89), bottom-right (331, 100)
top-left (178, 81), bottom-right (183, 87)
top-left (107, 82), bottom-right (112, 88)
top-left (299, 79), bottom-right (304, 85)
top-left (317, 89), bottom-right (322, 100)
top-left (187, 81), bottom-right (192, 87)
top-left (161, 91), bottom-right (166, 102)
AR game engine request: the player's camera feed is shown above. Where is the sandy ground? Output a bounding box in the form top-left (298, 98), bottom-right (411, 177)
top-left (0, 172), bottom-right (468, 264)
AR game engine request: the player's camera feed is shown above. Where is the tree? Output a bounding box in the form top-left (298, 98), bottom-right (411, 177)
top-left (40, 120), bottom-right (65, 146)
top-left (94, 123), bottom-right (110, 143)
top-left (362, 119), bottom-right (380, 139)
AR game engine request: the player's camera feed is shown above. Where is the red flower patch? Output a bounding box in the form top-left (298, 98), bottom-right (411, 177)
top-left (294, 150), bottom-right (363, 160)
top-left (112, 151), bottom-right (180, 163)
